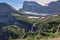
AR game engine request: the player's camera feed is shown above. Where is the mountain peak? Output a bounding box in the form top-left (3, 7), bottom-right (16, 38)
top-left (0, 3), bottom-right (17, 23)
top-left (0, 3), bottom-right (16, 13)
top-left (20, 0), bottom-right (60, 14)
top-left (0, 3), bottom-right (10, 7)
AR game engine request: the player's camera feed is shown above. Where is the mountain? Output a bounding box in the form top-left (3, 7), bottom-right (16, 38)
top-left (0, 3), bottom-right (36, 40)
top-left (20, 0), bottom-right (60, 14)
top-left (0, 3), bottom-right (17, 24)
top-left (1, 2), bottom-right (60, 40)
top-left (0, 3), bottom-right (36, 32)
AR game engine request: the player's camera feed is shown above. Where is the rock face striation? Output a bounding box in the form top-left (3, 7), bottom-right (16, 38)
top-left (20, 0), bottom-right (60, 14)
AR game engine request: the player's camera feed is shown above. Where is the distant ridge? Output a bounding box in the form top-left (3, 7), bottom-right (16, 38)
top-left (20, 0), bottom-right (60, 14)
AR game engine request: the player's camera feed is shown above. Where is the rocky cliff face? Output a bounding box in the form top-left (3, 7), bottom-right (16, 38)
top-left (0, 3), bottom-right (34, 40)
top-left (0, 3), bottom-right (17, 24)
top-left (20, 0), bottom-right (60, 14)
top-left (0, 3), bottom-right (34, 32)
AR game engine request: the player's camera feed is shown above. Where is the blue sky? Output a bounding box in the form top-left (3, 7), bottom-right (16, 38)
top-left (0, 0), bottom-right (29, 10)
top-left (0, 0), bottom-right (58, 10)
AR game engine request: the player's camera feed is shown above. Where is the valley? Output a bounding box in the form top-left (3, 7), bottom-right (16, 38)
top-left (0, 0), bottom-right (60, 40)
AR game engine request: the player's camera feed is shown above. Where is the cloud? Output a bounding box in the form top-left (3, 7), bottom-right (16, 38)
top-left (35, 0), bottom-right (58, 6)
top-left (22, 0), bottom-right (58, 6)
top-left (24, 0), bottom-right (34, 1)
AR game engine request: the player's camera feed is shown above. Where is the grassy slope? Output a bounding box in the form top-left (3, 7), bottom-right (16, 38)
top-left (3, 13), bottom-right (60, 40)
top-left (19, 14), bottom-right (60, 40)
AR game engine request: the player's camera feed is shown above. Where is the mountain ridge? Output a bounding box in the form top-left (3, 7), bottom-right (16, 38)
top-left (20, 0), bottom-right (60, 14)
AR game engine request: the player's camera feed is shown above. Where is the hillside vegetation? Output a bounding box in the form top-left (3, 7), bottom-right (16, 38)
top-left (3, 13), bottom-right (60, 40)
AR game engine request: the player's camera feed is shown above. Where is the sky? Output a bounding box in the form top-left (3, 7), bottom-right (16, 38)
top-left (0, 0), bottom-right (58, 10)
